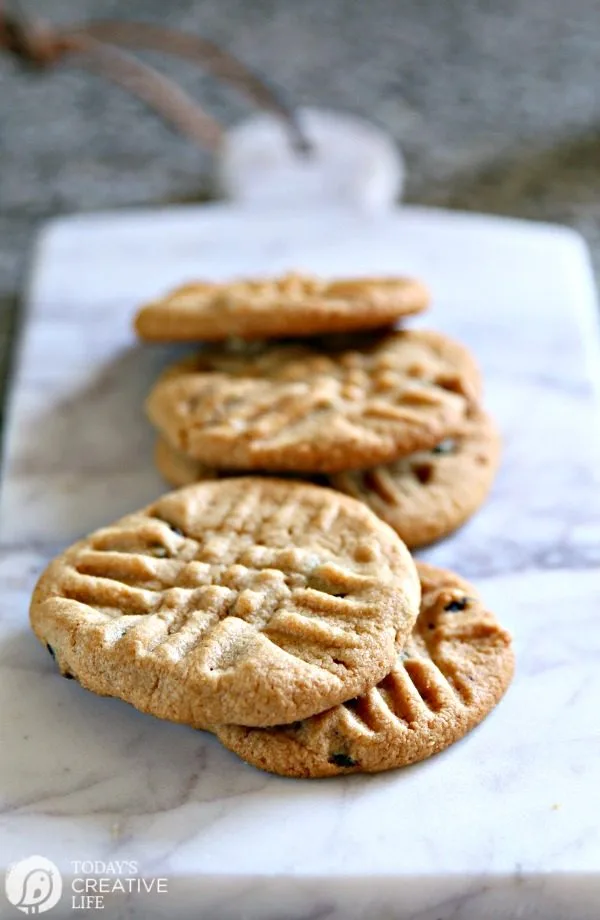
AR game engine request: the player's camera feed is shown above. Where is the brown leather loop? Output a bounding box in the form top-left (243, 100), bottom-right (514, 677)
top-left (0, 2), bottom-right (310, 154)
top-left (72, 20), bottom-right (310, 153)
top-left (65, 34), bottom-right (224, 153)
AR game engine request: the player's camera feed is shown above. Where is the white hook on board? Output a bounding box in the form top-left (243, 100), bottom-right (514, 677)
top-left (217, 107), bottom-right (405, 211)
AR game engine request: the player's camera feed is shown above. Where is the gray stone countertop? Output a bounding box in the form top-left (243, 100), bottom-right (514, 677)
top-left (2, 0), bottom-right (600, 427)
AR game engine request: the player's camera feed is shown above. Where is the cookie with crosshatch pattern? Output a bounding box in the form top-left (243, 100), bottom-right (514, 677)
top-left (215, 563), bottom-right (514, 777)
top-left (30, 478), bottom-right (420, 728)
top-left (154, 403), bottom-right (498, 549)
top-left (146, 329), bottom-right (481, 474)
top-left (134, 272), bottom-right (429, 342)
top-left (331, 405), bottom-right (500, 547)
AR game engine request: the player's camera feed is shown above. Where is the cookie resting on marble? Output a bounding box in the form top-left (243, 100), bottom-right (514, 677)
top-left (30, 478), bottom-right (420, 729)
top-left (216, 562), bottom-right (514, 777)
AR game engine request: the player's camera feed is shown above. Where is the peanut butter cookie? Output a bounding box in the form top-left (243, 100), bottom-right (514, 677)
top-left (31, 478), bottom-right (420, 728)
top-left (135, 273), bottom-right (429, 342)
top-left (331, 406), bottom-right (500, 547)
top-left (146, 330), bottom-right (481, 473)
top-left (154, 404), bottom-right (498, 548)
top-left (216, 562), bottom-right (513, 776)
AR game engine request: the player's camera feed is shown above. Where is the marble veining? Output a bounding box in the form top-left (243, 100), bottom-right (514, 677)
top-left (0, 205), bottom-right (599, 919)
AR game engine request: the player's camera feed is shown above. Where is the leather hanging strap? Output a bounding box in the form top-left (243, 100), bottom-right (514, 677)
top-left (0, 1), bottom-right (310, 155)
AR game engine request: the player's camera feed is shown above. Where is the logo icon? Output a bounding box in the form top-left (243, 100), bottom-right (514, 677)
top-left (5, 856), bottom-right (62, 915)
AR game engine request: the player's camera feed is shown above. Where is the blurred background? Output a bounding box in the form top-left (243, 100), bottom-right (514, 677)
top-left (2, 0), bottom-right (600, 396)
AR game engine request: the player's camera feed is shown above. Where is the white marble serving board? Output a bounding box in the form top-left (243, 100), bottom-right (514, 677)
top-left (1, 205), bottom-right (600, 920)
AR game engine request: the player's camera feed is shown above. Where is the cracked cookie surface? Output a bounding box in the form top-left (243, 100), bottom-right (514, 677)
top-left (30, 478), bottom-right (420, 728)
top-left (134, 273), bottom-right (429, 342)
top-left (154, 405), bottom-right (498, 548)
top-left (216, 562), bottom-right (514, 776)
top-left (146, 330), bottom-right (481, 473)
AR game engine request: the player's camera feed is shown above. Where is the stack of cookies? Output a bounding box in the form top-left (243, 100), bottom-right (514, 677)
top-left (29, 272), bottom-right (514, 778)
top-left (139, 273), bottom-right (501, 550)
